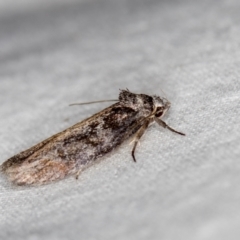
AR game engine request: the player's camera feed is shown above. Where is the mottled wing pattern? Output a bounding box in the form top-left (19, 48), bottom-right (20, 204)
top-left (1, 103), bottom-right (142, 185)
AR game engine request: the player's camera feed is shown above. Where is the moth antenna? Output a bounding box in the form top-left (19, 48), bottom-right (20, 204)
top-left (159, 88), bottom-right (168, 99)
top-left (69, 99), bottom-right (118, 106)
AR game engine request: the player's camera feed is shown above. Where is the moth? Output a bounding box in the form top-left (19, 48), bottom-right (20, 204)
top-left (1, 89), bottom-right (185, 185)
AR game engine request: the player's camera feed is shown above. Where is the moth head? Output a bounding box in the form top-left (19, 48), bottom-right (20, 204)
top-left (153, 95), bottom-right (171, 118)
top-left (119, 90), bottom-right (171, 117)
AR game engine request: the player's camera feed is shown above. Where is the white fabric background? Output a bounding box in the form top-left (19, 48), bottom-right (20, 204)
top-left (0, 0), bottom-right (240, 239)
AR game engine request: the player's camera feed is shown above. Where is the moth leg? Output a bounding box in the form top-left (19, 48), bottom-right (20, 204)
top-left (131, 120), bottom-right (150, 162)
top-left (154, 117), bottom-right (185, 136)
top-left (75, 169), bottom-right (82, 180)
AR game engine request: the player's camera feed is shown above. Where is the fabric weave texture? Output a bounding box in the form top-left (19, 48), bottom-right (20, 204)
top-left (0, 0), bottom-right (240, 239)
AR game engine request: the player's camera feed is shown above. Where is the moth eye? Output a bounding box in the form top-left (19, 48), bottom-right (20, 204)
top-left (155, 107), bottom-right (163, 117)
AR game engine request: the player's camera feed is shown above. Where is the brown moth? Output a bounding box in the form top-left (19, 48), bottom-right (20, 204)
top-left (1, 89), bottom-right (185, 185)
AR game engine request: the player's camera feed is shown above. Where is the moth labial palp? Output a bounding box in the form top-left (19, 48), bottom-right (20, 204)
top-left (1, 89), bottom-right (185, 186)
